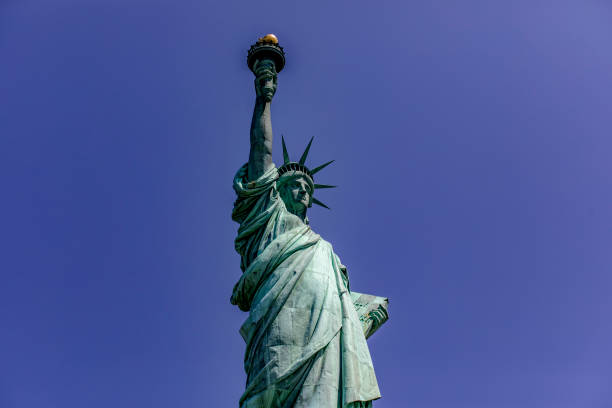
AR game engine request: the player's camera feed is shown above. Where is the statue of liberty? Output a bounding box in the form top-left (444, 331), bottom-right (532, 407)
top-left (230, 34), bottom-right (389, 408)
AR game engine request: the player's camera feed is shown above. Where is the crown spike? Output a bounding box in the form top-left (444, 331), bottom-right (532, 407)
top-left (312, 197), bottom-right (331, 209)
top-left (314, 184), bottom-right (336, 189)
top-left (299, 136), bottom-right (314, 165)
top-left (310, 160), bottom-right (334, 175)
top-left (281, 135), bottom-right (290, 165)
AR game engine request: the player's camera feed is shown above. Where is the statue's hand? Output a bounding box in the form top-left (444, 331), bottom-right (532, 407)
top-left (253, 59), bottom-right (277, 102)
top-left (369, 306), bottom-right (389, 328)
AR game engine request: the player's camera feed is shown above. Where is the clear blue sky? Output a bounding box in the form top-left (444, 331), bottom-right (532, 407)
top-left (1, 1), bottom-right (611, 407)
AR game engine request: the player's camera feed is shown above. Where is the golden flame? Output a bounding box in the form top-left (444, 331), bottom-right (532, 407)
top-left (258, 34), bottom-right (279, 44)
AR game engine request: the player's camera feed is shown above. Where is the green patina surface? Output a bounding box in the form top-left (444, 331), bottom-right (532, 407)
top-left (230, 36), bottom-right (388, 408)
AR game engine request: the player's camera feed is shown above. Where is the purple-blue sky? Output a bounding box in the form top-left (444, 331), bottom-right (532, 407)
top-left (1, 1), bottom-right (611, 407)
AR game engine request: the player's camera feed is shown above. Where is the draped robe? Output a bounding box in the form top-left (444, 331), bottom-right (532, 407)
top-left (231, 164), bottom-right (381, 408)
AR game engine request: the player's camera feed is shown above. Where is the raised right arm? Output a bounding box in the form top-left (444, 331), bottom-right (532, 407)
top-left (248, 60), bottom-right (277, 181)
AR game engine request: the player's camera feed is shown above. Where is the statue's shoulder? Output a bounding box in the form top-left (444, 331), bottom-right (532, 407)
top-left (233, 164), bottom-right (279, 195)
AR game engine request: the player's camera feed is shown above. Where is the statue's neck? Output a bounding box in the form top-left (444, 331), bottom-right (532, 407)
top-left (286, 206), bottom-right (308, 223)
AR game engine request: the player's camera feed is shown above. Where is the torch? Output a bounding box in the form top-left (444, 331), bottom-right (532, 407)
top-left (247, 34), bottom-right (286, 75)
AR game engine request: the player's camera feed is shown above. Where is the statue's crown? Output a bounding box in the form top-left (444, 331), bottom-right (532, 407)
top-left (247, 34), bottom-right (286, 73)
top-left (278, 136), bottom-right (335, 209)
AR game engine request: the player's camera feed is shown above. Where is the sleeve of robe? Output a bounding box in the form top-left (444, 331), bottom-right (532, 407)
top-left (231, 163), bottom-right (283, 272)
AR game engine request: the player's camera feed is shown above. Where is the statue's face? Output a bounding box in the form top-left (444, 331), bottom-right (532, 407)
top-left (280, 175), bottom-right (312, 216)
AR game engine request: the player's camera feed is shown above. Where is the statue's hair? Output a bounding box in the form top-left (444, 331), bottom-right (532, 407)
top-left (277, 171), bottom-right (314, 192)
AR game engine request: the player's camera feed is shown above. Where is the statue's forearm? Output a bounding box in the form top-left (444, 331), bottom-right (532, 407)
top-left (248, 97), bottom-right (273, 181)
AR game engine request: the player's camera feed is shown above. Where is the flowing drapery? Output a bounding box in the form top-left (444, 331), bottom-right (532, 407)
top-left (231, 164), bottom-right (381, 408)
